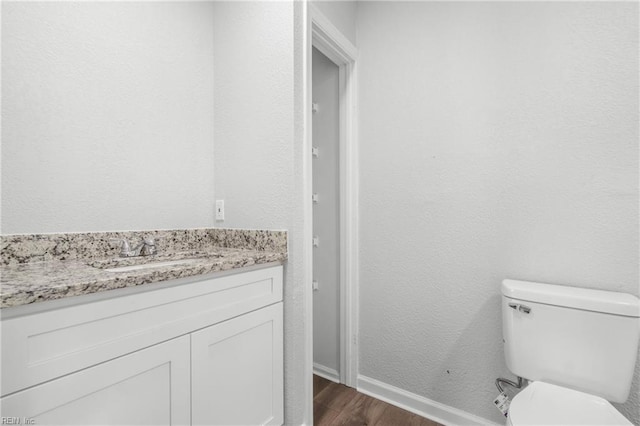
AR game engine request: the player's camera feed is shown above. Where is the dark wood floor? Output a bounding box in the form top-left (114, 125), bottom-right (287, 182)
top-left (313, 375), bottom-right (443, 426)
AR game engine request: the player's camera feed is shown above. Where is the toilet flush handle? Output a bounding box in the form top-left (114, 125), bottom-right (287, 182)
top-left (508, 302), bottom-right (531, 314)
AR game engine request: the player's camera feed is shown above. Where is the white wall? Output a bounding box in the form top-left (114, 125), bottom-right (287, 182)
top-left (211, 2), bottom-right (306, 424)
top-left (213, 1), bottom-right (295, 230)
top-left (312, 47), bottom-right (341, 377)
top-left (357, 2), bottom-right (639, 424)
top-left (310, 0), bottom-right (357, 47)
top-left (1, 2), bottom-right (216, 234)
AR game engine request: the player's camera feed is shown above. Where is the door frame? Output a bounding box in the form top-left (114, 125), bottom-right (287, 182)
top-left (303, 4), bottom-right (359, 423)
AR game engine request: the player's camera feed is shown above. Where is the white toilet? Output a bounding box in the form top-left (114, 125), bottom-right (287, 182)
top-left (501, 279), bottom-right (640, 426)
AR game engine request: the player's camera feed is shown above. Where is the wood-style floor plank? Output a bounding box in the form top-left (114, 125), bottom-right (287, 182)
top-left (314, 381), bottom-right (359, 412)
top-left (331, 392), bottom-right (388, 425)
top-left (314, 374), bottom-right (333, 397)
top-left (314, 400), bottom-right (342, 426)
top-left (312, 375), bottom-right (443, 426)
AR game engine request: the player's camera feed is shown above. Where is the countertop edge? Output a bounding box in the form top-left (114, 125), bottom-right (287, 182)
top-left (1, 251), bottom-right (287, 310)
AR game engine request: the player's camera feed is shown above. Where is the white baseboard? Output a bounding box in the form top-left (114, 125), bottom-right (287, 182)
top-left (357, 375), bottom-right (500, 426)
top-left (313, 363), bottom-right (340, 383)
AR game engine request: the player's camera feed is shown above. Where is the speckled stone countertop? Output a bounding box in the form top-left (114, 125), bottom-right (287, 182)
top-left (1, 228), bottom-right (287, 309)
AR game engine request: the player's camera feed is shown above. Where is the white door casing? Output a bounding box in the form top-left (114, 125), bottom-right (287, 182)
top-left (304, 4), bottom-right (359, 424)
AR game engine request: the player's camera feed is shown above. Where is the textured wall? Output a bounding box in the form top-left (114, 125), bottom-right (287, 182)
top-left (1, 2), bottom-right (215, 234)
top-left (213, 1), bottom-right (294, 231)
top-left (356, 2), bottom-right (639, 424)
top-left (310, 0), bottom-right (357, 46)
top-left (211, 2), bottom-right (306, 424)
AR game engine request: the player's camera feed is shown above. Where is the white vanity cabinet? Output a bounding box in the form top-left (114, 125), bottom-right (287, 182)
top-left (0, 335), bottom-right (191, 425)
top-left (0, 265), bottom-right (284, 426)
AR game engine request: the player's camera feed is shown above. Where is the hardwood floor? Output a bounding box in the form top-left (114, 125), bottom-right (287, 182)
top-left (313, 375), bottom-right (443, 426)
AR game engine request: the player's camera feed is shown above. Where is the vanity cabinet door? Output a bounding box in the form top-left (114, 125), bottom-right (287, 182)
top-left (0, 335), bottom-right (190, 426)
top-left (191, 303), bottom-right (283, 426)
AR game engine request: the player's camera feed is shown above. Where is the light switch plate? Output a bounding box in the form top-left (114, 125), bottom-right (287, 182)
top-left (215, 200), bottom-right (225, 221)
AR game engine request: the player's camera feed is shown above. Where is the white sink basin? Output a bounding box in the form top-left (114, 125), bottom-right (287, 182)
top-left (104, 258), bottom-right (200, 273)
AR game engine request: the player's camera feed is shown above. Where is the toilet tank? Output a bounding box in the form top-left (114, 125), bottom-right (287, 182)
top-left (502, 279), bottom-right (640, 403)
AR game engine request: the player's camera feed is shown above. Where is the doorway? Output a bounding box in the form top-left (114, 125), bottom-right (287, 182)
top-left (312, 47), bottom-right (341, 383)
top-left (305, 6), bottom-right (359, 424)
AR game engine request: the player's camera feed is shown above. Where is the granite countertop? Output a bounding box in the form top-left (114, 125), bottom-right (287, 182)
top-left (1, 228), bottom-right (287, 309)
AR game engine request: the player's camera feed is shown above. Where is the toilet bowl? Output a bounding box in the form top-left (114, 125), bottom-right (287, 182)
top-left (501, 279), bottom-right (640, 426)
top-left (506, 381), bottom-right (631, 426)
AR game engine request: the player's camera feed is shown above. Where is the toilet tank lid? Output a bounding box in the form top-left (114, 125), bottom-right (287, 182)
top-left (502, 279), bottom-right (640, 318)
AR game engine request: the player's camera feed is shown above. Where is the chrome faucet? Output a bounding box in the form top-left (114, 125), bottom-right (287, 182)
top-left (111, 236), bottom-right (157, 257)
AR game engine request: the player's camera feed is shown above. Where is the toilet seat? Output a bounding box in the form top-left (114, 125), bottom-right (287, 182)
top-left (508, 381), bottom-right (632, 426)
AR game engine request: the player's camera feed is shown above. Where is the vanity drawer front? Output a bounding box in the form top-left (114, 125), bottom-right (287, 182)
top-left (1, 265), bottom-right (282, 396)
